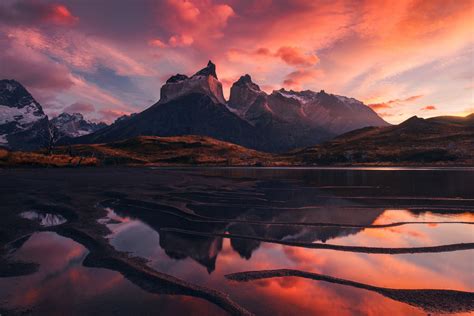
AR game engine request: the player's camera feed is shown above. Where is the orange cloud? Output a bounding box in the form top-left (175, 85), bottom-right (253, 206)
top-left (276, 47), bottom-right (319, 67)
top-left (228, 46), bottom-right (318, 67)
top-left (368, 102), bottom-right (391, 110)
top-left (368, 95), bottom-right (425, 111)
top-left (420, 105), bottom-right (436, 111)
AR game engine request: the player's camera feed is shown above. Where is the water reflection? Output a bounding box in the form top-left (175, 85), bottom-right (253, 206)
top-left (0, 167), bottom-right (473, 315)
top-left (0, 232), bottom-right (226, 315)
top-left (102, 206), bottom-right (474, 315)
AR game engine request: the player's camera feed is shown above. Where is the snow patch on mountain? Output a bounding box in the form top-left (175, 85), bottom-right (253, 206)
top-left (276, 90), bottom-right (310, 104)
top-left (51, 112), bottom-right (107, 138)
top-left (0, 103), bottom-right (46, 128)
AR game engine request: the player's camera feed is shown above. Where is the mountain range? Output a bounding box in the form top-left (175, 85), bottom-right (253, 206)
top-left (0, 62), bottom-right (387, 152)
top-left (68, 61), bottom-right (388, 152)
top-left (1, 61), bottom-right (472, 166)
top-left (51, 113), bottom-right (107, 138)
top-left (0, 80), bottom-right (107, 151)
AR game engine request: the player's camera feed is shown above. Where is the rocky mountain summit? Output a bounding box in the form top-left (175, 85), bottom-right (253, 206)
top-left (228, 75), bottom-right (388, 134)
top-left (72, 62), bottom-right (388, 152)
top-left (159, 61), bottom-right (226, 105)
top-left (51, 112), bottom-right (107, 138)
top-left (0, 79), bottom-right (51, 150)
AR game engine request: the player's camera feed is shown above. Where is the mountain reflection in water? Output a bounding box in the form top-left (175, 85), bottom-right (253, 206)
top-left (0, 167), bottom-right (473, 315)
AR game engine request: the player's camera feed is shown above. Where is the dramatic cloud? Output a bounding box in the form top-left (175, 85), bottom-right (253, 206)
top-left (0, 32), bottom-right (74, 92)
top-left (0, 0), bottom-right (472, 123)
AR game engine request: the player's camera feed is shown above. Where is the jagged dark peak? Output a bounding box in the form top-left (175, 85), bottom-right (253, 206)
top-left (166, 74), bottom-right (189, 83)
top-left (235, 74), bottom-right (252, 85)
top-left (233, 74), bottom-right (261, 91)
top-left (0, 79), bottom-right (42, 110)
top-left (192, 60), bottom-right (218, 79)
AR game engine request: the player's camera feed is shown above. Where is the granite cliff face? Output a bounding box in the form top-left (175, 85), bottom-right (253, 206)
top-left (159, 61), bottom-right (226, 105)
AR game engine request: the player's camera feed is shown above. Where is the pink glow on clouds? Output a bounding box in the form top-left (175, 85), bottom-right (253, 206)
top-left (0, 0), bottom-right (472, 123)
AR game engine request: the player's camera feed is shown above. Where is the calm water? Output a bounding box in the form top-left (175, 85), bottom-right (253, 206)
top-left (0, 167), bottom-right (473, 315)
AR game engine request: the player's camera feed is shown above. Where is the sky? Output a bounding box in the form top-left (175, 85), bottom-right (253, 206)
top-left (0, 0), bottom-right (473, 124)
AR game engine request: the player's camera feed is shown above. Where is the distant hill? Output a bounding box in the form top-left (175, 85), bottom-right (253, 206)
top-left (289, 114), bottom-right (474, 165)
top-left (1, 113), bottom-right (473, 167)
top-left (50, 135), bottom-right (279, 166)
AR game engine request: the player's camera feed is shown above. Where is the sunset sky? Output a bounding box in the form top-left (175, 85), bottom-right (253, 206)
top-left (0, 0), bottom-right (472, 123)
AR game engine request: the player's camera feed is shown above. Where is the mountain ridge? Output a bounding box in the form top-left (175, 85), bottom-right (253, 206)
top-left (67, 61), bottom-right (387, 152)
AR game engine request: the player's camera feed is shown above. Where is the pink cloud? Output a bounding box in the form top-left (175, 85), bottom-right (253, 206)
top-left (0, 32), bottom-right (73, 92)
top-left (98, 108), bottom-right (130, 123)
top-left (1, 0), bottom-right (472, 123)
top-left (276, 47), bottom-right (319, 67)
top-left (64, 102), bottom-right (95, 113)
top-left (168, 34), bottom-right (194, 47)
top-left (227, 46), bottom-right (318, 67)
top-left (283, 69), bottom-right (322, 89)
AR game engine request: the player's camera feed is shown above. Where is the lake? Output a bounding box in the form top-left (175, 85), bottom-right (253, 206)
top-left (0, 167), bottom-right (473, 315)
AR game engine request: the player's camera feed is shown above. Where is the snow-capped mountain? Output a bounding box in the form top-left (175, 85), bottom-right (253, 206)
top-left (0, 80), bottom-right (51, 150)
top-left (51, 112), bottom-right (107, 138)
top-left (228, 75), bottom-right (388, 135)
top-left (72, 62), bottom-right (388, 152)
top-left (272, 89), bottom-right (388, 134)
top-left (2, 62), bottom-right (389, 153)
